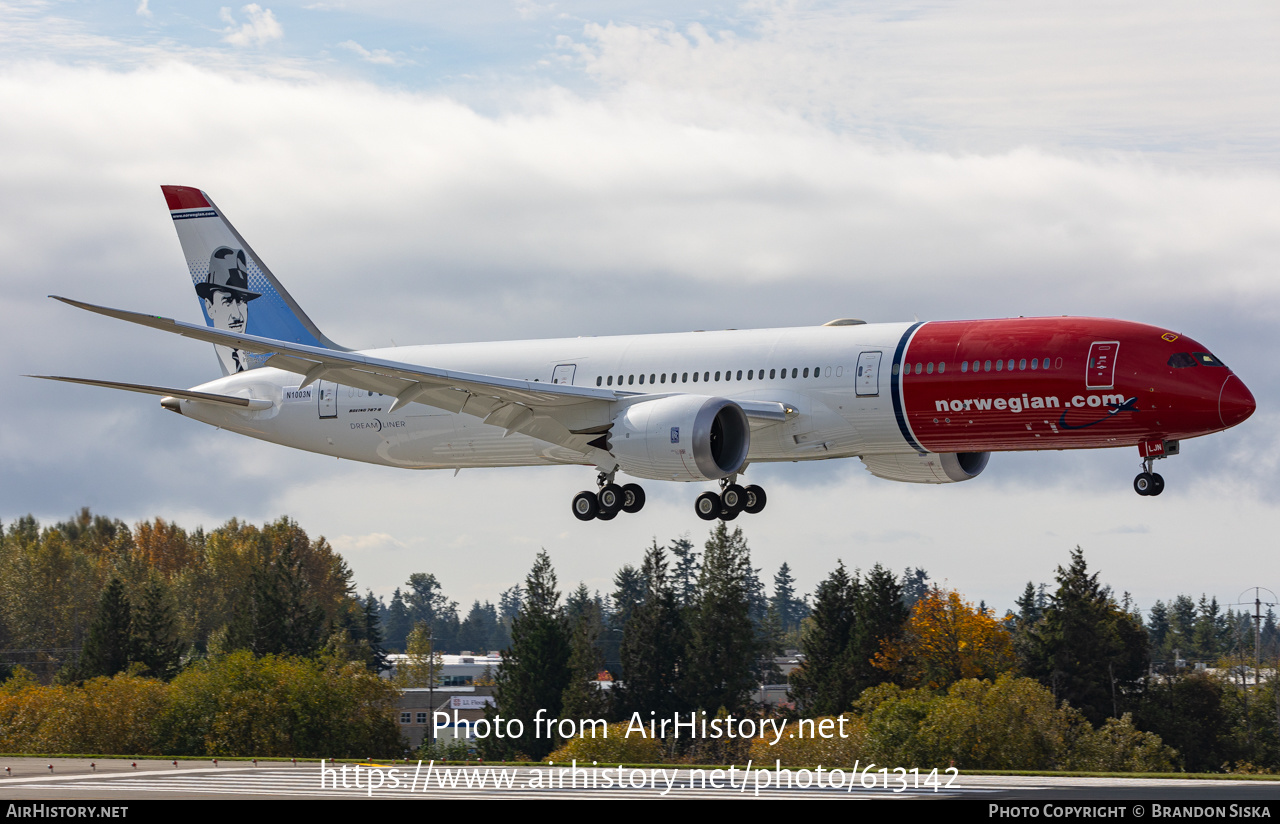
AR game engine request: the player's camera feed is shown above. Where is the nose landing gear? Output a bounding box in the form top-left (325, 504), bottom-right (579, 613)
top-left (1133, 456), bottom-right (1165, 497)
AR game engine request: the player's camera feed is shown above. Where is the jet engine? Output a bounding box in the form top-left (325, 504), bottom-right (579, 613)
top-left (609, 395), bottom-right (750, 482)
top-left (859, 451), bottom-right (990, 484)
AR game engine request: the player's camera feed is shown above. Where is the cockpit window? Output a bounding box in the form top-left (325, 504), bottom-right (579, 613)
top-left (1193, 352), bottom-right (1226, 367)
top-left (1167, 353), bottom-right (1197, 368)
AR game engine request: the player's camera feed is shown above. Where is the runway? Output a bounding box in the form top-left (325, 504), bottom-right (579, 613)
top-left (2, 757), bottom-right (1278, 802)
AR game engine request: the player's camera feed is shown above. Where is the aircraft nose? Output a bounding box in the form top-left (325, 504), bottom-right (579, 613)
top-left (1219, 374), bottom-right (1256, 428)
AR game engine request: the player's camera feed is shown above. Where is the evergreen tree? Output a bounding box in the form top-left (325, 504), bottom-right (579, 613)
top-left (361, 592), bottom-right (390, 673)
top-left (617, 541), bottom-right (686, 719)
top-left (459, 600), bottom-right (503, 653)
top-left (683, 524), bottom-right (757, 714)
top-left (132, 577), bottom-right (184, 680)
top-left (770, 562), bottom-right (808, 636)
top-left (788, 562), bottom-right (859, 715)
top-left (384, 588), bottom-right (411, 652)
top-left (745, 564), bottom-right (769, 627)
top-left (1194, 595), bottom-right (1226, 660)
top-left (498, 585), bottom-right (524, 621)
top-left (561, 599), bottom-right (610, 724)
top-left (900, 567), bottom-right (931, 609)
top-left (79, 576), bottom-right (133, 679)
top-left (489, 550), bottom-right (571, 760)
top-left (1147, 600), bottom-right (1171, 653)
top-left (755, 603), bottom-right (786, 684)
top-left (853, 563), bottom-right (908, 690)
top-left (1262, 609), bottom-right (1279, 660)
top-left (225, 539), bottom-right (325, 657)
top-left (669, 536), bottom-right (700, 607)
top-left (564, 583), bottom-right (595, 625)
top-left (611, 565), bottom-right (645, 629)
top-left (1169, 594), bottom-right (1197, 657)
top-left (1025, 547), bottom-right (1148, 724)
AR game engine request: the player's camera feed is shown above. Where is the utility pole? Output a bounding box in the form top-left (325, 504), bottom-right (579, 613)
top-left (1233, 588), bottom-right (1277, 689)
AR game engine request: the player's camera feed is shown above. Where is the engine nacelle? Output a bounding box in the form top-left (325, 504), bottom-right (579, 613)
top-left (859, 451), bottom-right (990, 484)
top-left (610, 395), bottom-right (750, 482)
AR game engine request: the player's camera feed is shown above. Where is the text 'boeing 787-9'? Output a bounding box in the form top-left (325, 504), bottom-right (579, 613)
top-left (31, 186), bottom-right (1256, 521)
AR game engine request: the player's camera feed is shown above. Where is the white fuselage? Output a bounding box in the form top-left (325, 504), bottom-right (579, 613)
top-left (180, 322), bottom-right (912, 475)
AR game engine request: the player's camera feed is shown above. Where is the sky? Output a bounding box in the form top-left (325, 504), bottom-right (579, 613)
top-left (2, 0), bottom-right (1278, 620)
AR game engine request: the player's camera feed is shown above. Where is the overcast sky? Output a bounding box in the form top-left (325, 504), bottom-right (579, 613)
top-left (2, 1), bottom-right (1277, 619)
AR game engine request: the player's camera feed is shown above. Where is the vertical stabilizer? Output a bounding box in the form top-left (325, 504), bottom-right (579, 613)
top-left (162, 185), bottom-right (345, 375)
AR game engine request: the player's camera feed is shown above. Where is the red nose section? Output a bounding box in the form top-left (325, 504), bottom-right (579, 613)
top-left (1219, 374), bottom-right (1256, 429)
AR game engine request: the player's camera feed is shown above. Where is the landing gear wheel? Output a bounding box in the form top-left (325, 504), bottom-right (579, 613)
top-left (721, 484), bottom-right (747, 514)
top-left (596, 508), bottom-right (618, 521)
top-left (622, 483), bottom-right (646, 514)
top-left (743, 485), bottom-right (767, 515)
top-left (1133, 473), bottom-right (1153, 496)
top-left (719, 507), bottom-right (739, 521)
top-left (598, 483), bottom-right (624, 514)
top-left (1149, 473), bottom-right (1165, 496)
top-left (695, 492), bottom-right (722, 521)
top-left (572, 491), bottom-right (599, 521)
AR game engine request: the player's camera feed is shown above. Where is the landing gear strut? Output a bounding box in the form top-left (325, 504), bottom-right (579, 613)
top-left (1133, 456), bottom-right (1165, 497)
top-left (571, 471), bottom-right (647, 521)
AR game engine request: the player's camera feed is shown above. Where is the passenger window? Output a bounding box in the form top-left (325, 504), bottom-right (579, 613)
top-left (803, 367), bottom-right (810, 378)
top-left (704, 372), bottom-right (710, 382)
top-left (995, 360), bottom-right (1002, 372)
top-left (682, 373), bottom-right (688, 382)
top-left (780, 369), bottom-right (787, 380)
top-left (660, 373), bottom-right (667, 383)
top-left (1019, 358), bottom-right (1026, 370)
top-left (737, 370), bottom-right (743, 380)
top-left (748, 370), bottom-right (753, 380)
top-left (693, 372), bottom-right (699, 382)
top-left (770, 369), bottom-right (776, 379)
top-left (925, 363), bottom-right (933, 375)
top-left (628, 375), bottom-right (634, 385)
top-left (639, 374), bottom-right (645, 385)
top-left (1030, 359), bottom-right (1038, 370)
top-left (961, 361), bottom-right (968, 373)
top-left (715, 371), bottom-right (721, 381)
top-left (938, 362), bottom-right (945, 373)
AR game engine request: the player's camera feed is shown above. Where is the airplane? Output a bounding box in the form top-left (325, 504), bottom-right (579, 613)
top-left (31, 185), bottom-right (1256, 522)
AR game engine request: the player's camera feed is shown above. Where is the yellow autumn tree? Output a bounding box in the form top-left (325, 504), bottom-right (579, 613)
top-left (872, 587), bottom-right (1014, 690)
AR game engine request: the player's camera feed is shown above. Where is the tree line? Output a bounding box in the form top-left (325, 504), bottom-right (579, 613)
top-left (2, 509), bottom-right (1278, 770)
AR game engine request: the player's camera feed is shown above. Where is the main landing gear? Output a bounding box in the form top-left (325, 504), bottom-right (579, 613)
top-left (1133, 456), bottom-right (1165, 497)
top-left (571, 473), bottom-right (768, 522)
top-left (695, 477), bottom-right (767, 521)
top-left (572, 471), bottom-right (646, 521)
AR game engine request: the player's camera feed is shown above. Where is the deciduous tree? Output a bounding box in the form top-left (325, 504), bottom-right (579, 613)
top-left (874, 587), bottom-right (1015, 690)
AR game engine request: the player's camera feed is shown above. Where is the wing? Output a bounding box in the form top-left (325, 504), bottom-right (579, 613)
top-left (26, 375), bottom-right (274, 410)
top-left (52, 296), bottom-right (793, 456)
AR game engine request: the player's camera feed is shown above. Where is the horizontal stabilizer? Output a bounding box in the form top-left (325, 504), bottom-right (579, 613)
top-left (27, 375), bottom-right (274, 410)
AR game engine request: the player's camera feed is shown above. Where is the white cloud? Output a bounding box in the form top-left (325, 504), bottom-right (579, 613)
top-left (1, 3), bottom-right (1277, 611)
top-left (561, 2), bottom-right (1280, 164)
top-left (221, 4), bottom-right (283, 48)
top-left (135, 0), bottom-right (151, 18)
top-left (338, 39), bottom-right (411, 66)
